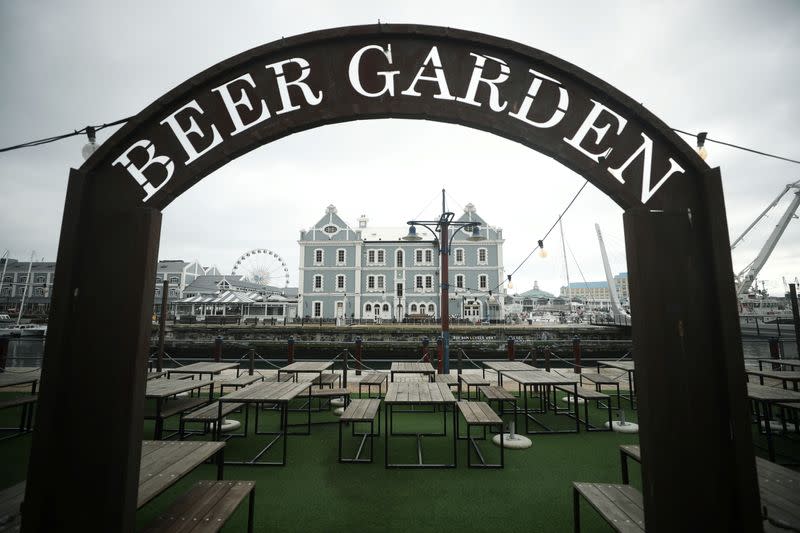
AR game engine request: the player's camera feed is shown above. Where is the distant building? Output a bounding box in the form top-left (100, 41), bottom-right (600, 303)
top-left (175, 274), bottom-right (298, 320)
top-left (297, 203), bottom-right (505, 322)
top-left (512, 281), bottom-right (556, 313)
top-left (559, 272), bottom-right (629, 303)
top-left (0, 257), bottom-right (56, 316)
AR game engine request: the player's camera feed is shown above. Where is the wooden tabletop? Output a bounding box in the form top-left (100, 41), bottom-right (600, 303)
top-left (280, 361), bottom-right (334, 372)
top-left (218, 374), bottom-right (264, 387)
top-left (218, 380), bottom-right (311, 403)
top-left (390, 362), bottom-right (436, 373)
top-left (146, 371), bottom-right (166, 380)
top-left (0, 370), bottom-right (40, 388)
top-left (746, 383), bottom-right (800, 402)
top-left (166, 362), bottom-right (240, 374)
top-left (597, 360), bottom-right (635, 371)
top-left (502, 370), bottom-right (580, 386)
top-left (384, 382), bottom-right (456, 404)
top-left (483, 361), bottom-right (542, 372)
top-left (746, 370), bottom-right (800, 382)
top-left (145, 378), bottom-right (214, 399)
top-left (138, 440), bottom-right (225, 509)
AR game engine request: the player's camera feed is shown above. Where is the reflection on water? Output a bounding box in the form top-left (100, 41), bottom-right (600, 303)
top-left (2, 336), bottom-right (797, 369)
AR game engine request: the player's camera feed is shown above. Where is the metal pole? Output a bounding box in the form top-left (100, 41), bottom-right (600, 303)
top-left (16, 252), bottom-right (35, 326)
top-left (157, 280), bottom-right (168, 372)
top-left (790, 283), bottom-right (800, 359)
top-left (342, 348), bottom-right (348, 388)
top-left (0, 336), bottom-right (8, 371)
top-left (213, 336), bottom-right (223, 362)
top-left (436, 337), bottom-right (443, 373)
top-left (248, 349), bottom-right (255, 376)
top-left (287, 336), bottom-right (295, 364)
top-left (573, 336), bottom-right (582, 374)
top-left (355, 337), bottom-right (362, 376)
top-left (768, 338), bottom-right (781, 371)
top-left (441, 216), bottom-right (450, 375)
top-left (422, 337), bottom-right (429, 363)
top-left (507, 338), bottom-right (515, 361)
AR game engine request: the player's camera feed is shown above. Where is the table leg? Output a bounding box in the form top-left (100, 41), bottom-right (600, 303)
top-left (621, 449), bottom-right (629, 484)
top-left (384, 404), bottom-right (389, 467)
top-left (762, 401), bottom-right (775, 462)
top-left (154, 398), bottom-right (164, 440)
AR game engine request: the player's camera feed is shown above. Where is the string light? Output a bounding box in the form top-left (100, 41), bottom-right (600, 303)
top-left (538, 240), bottom-right (548, 259)
top-left (696, 131), bottom-right (708, 161)
top-left (506, 274), bottom-right (513, 289)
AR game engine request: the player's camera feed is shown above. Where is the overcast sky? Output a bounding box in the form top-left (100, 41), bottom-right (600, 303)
top-left (1, 1), bottom-right (798, 297)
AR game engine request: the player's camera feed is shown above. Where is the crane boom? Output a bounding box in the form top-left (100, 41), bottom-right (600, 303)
top-left (735, 182), bottom-right (800, 296)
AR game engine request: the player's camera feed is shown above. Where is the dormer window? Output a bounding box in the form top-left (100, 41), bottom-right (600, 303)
top-left (218, 280), bottom-right (230, 290)
top-left (323, 225), bottom-right (338, 234)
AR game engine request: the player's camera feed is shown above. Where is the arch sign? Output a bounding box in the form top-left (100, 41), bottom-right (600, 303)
top-left (26, 25), bottom-right (761, 532)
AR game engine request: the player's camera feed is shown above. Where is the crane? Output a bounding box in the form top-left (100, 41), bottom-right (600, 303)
top-left (732, 179), bottom-right (800, 296)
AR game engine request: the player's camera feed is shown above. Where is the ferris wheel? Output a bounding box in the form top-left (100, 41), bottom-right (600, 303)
top-left (231, 248), bottom-right (291, 288)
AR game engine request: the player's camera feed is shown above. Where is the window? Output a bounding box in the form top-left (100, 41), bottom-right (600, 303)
top-left (313, 302), bottom-right (322, 317)
top-left (454, 248), bottom-right (464, 264)
top-left (456, 275), bottom-right (464, 289)
top-left (169, 288), bottom-right (178, 296)
top-left (34, 287), bottom-right (44, 296)
top-left (365, 304), bottom-right (372, 313)
top-left (415, 276), bottom-right (423, 289)
top-left (425, 275), bottom-right (433, 289)
top-left (377, 250), bottom-right (385, 263)
top-left (35, 275), bottom-right (46, 284)
top-left (368, 276), bottom-right (375, 289)
top-left (396, 250), bottom-right (403, 267)
top-left (479, 274), bottom-right (488, 289)
top-left (336, 275), bottom-right (345, 290)
top-left (0, 287), bottom-right (10, 296)
top-left (377, 276), bottom-right (384, 290)
top-left (313, 275), bottom-right (323, 291)
top-left (155, 288), bottom-right (161, 296)
top-left (314, 249), bottom-right (324, 265)
top-left (169, 276), bottom-right (179, 285)
top-left (383, 304), bottom-right (389, 312)
top-left (396, 283), bottom-right (403, 297)
top-left (337, 249), bottom-right (346, 265)
top-left (368, 250), bottom-right (375, 263)
top-left (415, 250), bottom-right (423, 263)
top-left (323, 224), bottom-right (338, 234)
top-left (410, 303), bottom-right (417, 313)
top-left (156, 277), bottom-right (162, 284)
top-left (425, 250), bottom-right (433, 263)
top-left (2, 276), bottom-right (11, 282)
top-left (478, 248), bottom-right (488, 265)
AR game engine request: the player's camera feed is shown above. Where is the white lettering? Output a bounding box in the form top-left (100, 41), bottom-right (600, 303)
top-left (348, 44), bottom-right (400, 98)
top-left (112, 140), bottom-right (175, 203)
top-left (563, 99), bottom-right (627, 162)
top-left (160, 100), bottom-right (223, 164)
top-left (456, 53), bottom-right (509, 111)
top-left (400, 46), bottom-right (455, 100)
top-left (509, 69), bottom-right (569, 128)
top-left (606, 133), bottom-right (686, 204)
top-left (211, 74), bottom-right (271, 135)
top-left (264, 57), bottom-right (323, 114)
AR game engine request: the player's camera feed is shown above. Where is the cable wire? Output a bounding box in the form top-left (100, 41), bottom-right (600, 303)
top-left (673, 129), bottom-right (800, 165)
top-left (0, 116), bottom-right (133, 154)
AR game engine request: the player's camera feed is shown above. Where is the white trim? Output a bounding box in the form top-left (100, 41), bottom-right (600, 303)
top-left (336, 248), bottom-right (347, 266)
top-left (313, 300), bottom-right (323, 318)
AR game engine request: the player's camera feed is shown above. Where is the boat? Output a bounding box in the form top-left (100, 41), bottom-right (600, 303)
top-left (0, 323), bottom-right (47, 337)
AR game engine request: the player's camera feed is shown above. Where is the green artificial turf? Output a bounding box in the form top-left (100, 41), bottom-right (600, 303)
top-left (0, 391), bottom-right (796, 532)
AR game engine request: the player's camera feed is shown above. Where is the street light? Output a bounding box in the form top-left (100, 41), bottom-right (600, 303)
top-left (402, 189), bottom-right (485, 374)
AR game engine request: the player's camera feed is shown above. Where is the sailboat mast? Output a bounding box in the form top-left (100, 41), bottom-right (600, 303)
top-left (559, 220), bottom-right (571, 301)
top-left (0, 250), bottom-right (8, 298)
top-left (16, 251), bottom-right (34, 326)
top-left (595, 224), bottom-right (625, 318)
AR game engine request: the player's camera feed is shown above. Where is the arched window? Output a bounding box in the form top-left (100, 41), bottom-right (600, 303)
top-left (410, 304), bottom-right (417, 313)
top-left (365, 304), bottom-right (372, 312)
top-left (396, 249), bottom-right (403, 267)
top-left (382, 304), bottom-right (389, 312)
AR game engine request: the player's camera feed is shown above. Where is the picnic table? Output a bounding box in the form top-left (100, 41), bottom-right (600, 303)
top-left (216, 380), bottom-right (312, 466)
top-left (756, 358), bottom-right (800, 371)
top-left (166, 362), bottom-right (241, 380)
top-left (144, 378), bottom-right (215, 440)
top-left (747, 383), bottom-right (800, 461)
top-left (390, 362), bottom-right (436, 382)
top-left (745, 370), bottom-right (800, 391)
top-left (384, 382), bottom-right (457, 468)
top-left (502, 370), bottom-right (581, 434)
top-left (482, 361), bottom-right (541, 385)
top-left (597, 360), bottom-right (636, 408)
top-left (278, 361), bottom-right (334, 386)
top-left (0, 369), bottom-right (40, 440)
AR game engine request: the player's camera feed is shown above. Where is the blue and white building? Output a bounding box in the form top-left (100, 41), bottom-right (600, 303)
top-left (298, 204), bottom-right (506, 322)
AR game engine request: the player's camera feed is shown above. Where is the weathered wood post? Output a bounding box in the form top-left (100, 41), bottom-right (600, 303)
top-left (342, 347), bottom-right (348, 388)
top-left (157, 279), bottom-right (168, 372)
top-left (213, 336), bottom-right (223, 362)
top-left (354, 337), bottom-right (362, 376)
top-left (507, 338), bottom-right (515, 361)
top-left (791, 283), bottom-right (800, 360)
top-left (544, 348), bottom-right (551, 372)
top-left (768, 338), bottom-right (781, 370)
top-left (287, 336), bottom-right (295, 364)
top-left (421, 337), bottom-right (430, 363)
top-left (572, 336), bottom-right (581, 374)
top-left (0, 336), bottom-right (8, 371)
top-left (248, 348), bottom-right (255, 376)
top-left (436, 337), bottom-right (443, 373)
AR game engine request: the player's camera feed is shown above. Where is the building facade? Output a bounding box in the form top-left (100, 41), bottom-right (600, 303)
top-left (0, 258), bottom-right (56, 316)
top-left (298, 204), bottom-right (505, 322)
top-left (559, 272), bottom-right (629, 303)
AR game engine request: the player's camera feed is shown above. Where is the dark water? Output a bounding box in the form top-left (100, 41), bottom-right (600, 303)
top-left (4, 336), bottom-right (798, 368)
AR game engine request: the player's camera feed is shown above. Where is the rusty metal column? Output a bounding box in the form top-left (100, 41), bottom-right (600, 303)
top-left (440, 219), bottom-right (451, 374)
top-left (768, 338), bottom-right (781, 370)
top-left (24, 169), bottom-right (161, 532)
top-left (156, 280), bottom-right (168, 372)
top-left (287, 336), bottom-right (295, 364)
top-left (355, 337), bottom-right (362, 376)
top-left (623, 174), bottom-right (760, 532)
top-left (421, 337), bottom-right (429, 363)
top-left (0, 336), bottom-right (8, 371)
top-left (790, 284), bottom-right (800, 360)
top-left (213, 336), bottom-right (223, 362)
top-left (507, 338), bottom-right (515, 361)
top-left (572, 337), bottom-right (581, 374)
top-left (436, 337), bottom-right (443, 373)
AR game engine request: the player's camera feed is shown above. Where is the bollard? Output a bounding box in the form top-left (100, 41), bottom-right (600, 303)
top-left (287, 336), bottom-right (295, 364)
top-left (422, 337), bottom-right (430, 363)
top-left (0, 337), bottom-right (8, 371)
top-left (436, 337), bottom-right (443, 374)
top-left (768, 338), bottom-right (781, 371)
top-left (457, 347), bottom-right (463, 375)
top-left (248, 349), bottom-right (255, 376)
top-left (573, 336), bottom-right (582, 374)
top-left (532, 346), bottom-right (539, 367)
top-left (342, 349), bottom-right (348, 388)
top-left (355, 337), bottom-right (363, 376)
top-left (507, 338), bottom-right (515, 361)
top-left (544, 349), bottom-right (551, 372)
top-left (213, 336), bottom-right (223, 362)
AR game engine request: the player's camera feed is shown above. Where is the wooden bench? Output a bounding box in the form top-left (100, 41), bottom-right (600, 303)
top-left (142, 480), bottom-right (256, 533)
top-left (572, 482), bottom-right (645, 533)
top-left (0, 395), bottom-right (36, 441)
top-left (217, 374), bottom-right (264, 395)
top-left (458, 374), bottom-right (491, 400)
top-left (456, 401), bottom-right (504, 468)
top-left (144, 397), bottom-right (209, 439)
top-left (309, 387), bottom-right (350, 413)
top-left (619, 444), bottom-right (641, 484)
top-left (555, 385), bottom-right (613, 432)
top-left (338, 399), bottom-right (382, 463)
top-left (358, 373), bottom-right (388, 398)
top-left (180, 402), bottom-right (248, 440)
top-left (263, 373), bottom-right (294, 383)
top-left (479, 385), bottom-right (518, 431)
top-left (776, 402), bottom-right (799, 433)
top-left (580, 372), bottom-right (622, 409)
top-left (0, 480), bottom-right (25, 531)
top-left (242, 317), bottom-right (259, 326)
top-left (312, 373), bottom-right (341, 388)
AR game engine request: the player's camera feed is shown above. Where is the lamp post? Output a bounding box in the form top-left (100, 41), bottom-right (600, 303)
top-left (403, 189), bottom-right (485, 373)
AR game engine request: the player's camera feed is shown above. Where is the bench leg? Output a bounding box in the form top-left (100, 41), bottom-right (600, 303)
top-left (248, 486), bottom-right (255, 533)
top-left (621, 450), bottom-right (629, 484)
top-left (573, 486), bottom-right (581, 533)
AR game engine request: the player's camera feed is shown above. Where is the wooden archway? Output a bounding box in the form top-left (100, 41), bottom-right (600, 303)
top-left (25, 24), bottom-right (759, 531)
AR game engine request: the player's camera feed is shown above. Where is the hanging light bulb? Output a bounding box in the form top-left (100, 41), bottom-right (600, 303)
top-left (696, 131), bottom-right (708, 161)
top-left (81, 126), bottom-right (98, 161)
top-left (506, 274), bottom-right (513, 289)
top-left (538, 240), bottom-right (548, 258)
